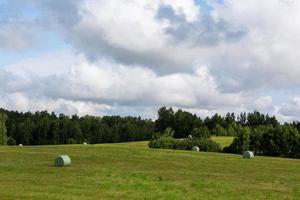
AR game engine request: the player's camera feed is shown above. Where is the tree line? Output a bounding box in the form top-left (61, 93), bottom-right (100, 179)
top-left (0, 108), bottom-right (154, 145)
top-left (1, 107), bottom-right (300, 157)
top-left (154, 107), bottom-right (300, 157)
top-left (223, 124), bottom-right (300, 157)
top-left (154, 107), bottom-right (279, 138)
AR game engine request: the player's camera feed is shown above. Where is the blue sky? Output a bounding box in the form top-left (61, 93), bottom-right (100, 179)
top-left (0, 32), bottom-right (68, 67)
top-left (1, 0), bottom-right (300, 122)
top-left (0, 0), bottom-right (68, 67)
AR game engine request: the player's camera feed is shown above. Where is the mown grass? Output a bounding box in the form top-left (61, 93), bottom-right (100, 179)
top-left (0, 141), bottom-right (299, 200)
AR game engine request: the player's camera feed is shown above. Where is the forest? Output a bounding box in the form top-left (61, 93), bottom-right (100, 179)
top-left (1, 107), bottom-right (300, 157)
top-left (0, 108), bottom-right (154, 145)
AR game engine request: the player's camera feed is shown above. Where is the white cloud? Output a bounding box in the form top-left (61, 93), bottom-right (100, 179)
top-left (2, 0), bottom-right (300, 121)
top-left (252, 96), bottom-right (275, 113)
top-left (0, 51), bottom-right (248, 118)
top-left (209, 0), bottom-right (300, 90)
top-left (39, 0), bottom-right (300, 91)
top-left (278, 97), bottom-right (300, 121)
top-left (41, 0), bottom-right (205, 73)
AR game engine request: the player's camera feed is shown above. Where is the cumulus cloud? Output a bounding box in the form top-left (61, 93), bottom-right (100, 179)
top-left (36, 0), bottom-right (300, 91)
top-left (0, 51), bottom-right (248, 117)
top-left (278, 97), bottom-right (300, 121)
top-left (40, 0), bottom-right (204, 73)
top-left (0, 92), bottom-right (112, 116)
top-left (207, 0), bottom-right (300, 91)
top-left (2, 0), bottom-right (300, 121)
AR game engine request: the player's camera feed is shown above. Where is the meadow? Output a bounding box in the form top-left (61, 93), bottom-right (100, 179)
top-left (210, 136), bottom-right (234, 148)
top-left (0, 138), bottom-right (299, 200)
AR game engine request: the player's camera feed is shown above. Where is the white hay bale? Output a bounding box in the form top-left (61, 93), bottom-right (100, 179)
top-left (243, 151), bottom-right (254, 159)
top-left (83, 142), bottom-right (87, 145)
top-left (192, 146), bottom-right (199, 151)
top-left (55, 155), bottom-right (71, 167)
top-left (19, 144), bottom-right (23, 146)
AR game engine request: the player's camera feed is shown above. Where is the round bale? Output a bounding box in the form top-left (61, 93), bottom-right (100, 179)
top-left (19, 144), bottom-right (23, 146)
top-left (243, 151), bottom-right (254, 159)
top-left (192, 146), bottom-right (200, 151)
top-left (55, 155), bottom-right (71, 167)
top-left (83, 142), bottom-right (87, 145)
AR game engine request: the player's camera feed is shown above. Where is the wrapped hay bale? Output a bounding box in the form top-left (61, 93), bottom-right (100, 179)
top-left (19, 144), bottom-right (23, 146)
top-left (83, 142), bottom-right (87, 145)
top-left (243, 151), bottom-right (254, 159)
top-left (55, 155), bottom-right (71, 167)
top-left (192, 146), bottom-right (199, 151)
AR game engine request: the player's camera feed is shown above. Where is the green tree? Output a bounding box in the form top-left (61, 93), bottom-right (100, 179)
top-left (155, 107), bottom-right (175, 133)
top-left (237, 112), bottom-right (247, 125)
top-left (204, 114), bottom-right (224, 130)
top-left (226, 123), bottom-right (237, 136)
top-left (224, 112), bottom-right (235, 127)
top-left (213, 124), bottom-right (227, 136)
top-left (235, 126), bottom-right (250, 152)
top-left (191, 127), bottom-right (210, 139)
top-left (223, 125), bottom-right (250, 153)
top-left (69, 120), bottom-right (83, 143)
top-left (163, 127), bottom-right (174, 138)
top-left (48, 120), bottom-right (60, 144)
top-left (0, 113), bottom-right (8, 145)
top-left (173, 109), bottom-right (202, 138)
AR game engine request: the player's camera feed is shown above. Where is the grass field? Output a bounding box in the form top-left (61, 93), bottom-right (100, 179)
top-left (0, 140), bottom-right (300, 200)
top-left (211, 136), bottom-right (234, 148)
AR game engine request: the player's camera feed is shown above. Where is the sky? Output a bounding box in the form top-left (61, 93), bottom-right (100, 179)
top-left (1, 0), bottom-right (300, 122)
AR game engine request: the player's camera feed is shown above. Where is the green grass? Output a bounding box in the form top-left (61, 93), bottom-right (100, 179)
top-left (107, 141), bottom-right (149, 148)
top-left (0, 142), bottom-right (300, 200)
top-left (211, 136), bottom-right (234, 148)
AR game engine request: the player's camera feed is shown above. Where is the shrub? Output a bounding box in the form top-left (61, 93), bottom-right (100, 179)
top-left (148, 127), bottom-right (176, 149)
top-left (148, 131), bottom-right (222, 152)
top-left (186, 138), bottom-right (222, 152)
top-left (148, 137), bottom-right (176, 149)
